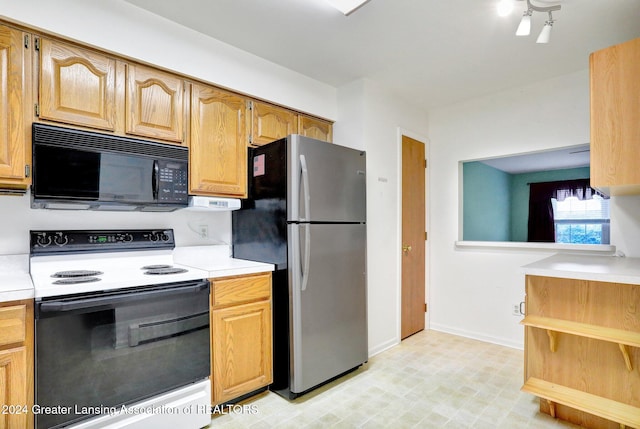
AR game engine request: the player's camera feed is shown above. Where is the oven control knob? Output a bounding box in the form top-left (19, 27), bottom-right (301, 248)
top-left (54, 233), bottom-right (69, 246)
top-left (149, 232), bottom-right (159, 242)
top-left (36, 233), bottom-right (52, 247)
top-left (160, 233), bottom-right (170, 242)
top-left (124, 233), bottom-right (133, 242)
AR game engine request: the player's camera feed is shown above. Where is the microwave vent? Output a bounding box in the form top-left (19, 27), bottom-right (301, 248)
top-left (33, 124), bottom-right (188, 161)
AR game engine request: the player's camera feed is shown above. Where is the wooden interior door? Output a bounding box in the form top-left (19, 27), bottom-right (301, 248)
top-left (401, 135), bottom-right (426, 339)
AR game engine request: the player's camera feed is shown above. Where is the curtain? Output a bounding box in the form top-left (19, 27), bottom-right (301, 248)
top-left (527, 179), bottom-right (606, 242)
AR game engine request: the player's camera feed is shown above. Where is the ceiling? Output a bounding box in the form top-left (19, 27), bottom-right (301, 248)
top-left (478, 144), bottom-right (590, 174)
top-left (122, 0), bottom-right (640, 111)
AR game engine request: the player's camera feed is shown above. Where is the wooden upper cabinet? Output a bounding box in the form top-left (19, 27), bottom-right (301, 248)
top-left (38, 38), bottom-right (118, 131)
top-left (0, 25), bottom-right (30, 190)
top-left (298, 114), bottom-right (333, 142)
top-left (189, 83), bottom-right (247, 198)
top-left (126, 64), bottom-right (184, 143)
top-left (250, 101), bottom-right (297, 146)
top-left (590, 37), bottom-right (640, 195)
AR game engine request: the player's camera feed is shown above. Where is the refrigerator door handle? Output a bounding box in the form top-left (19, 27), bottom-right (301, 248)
top-left (301, 223), bottom-right (311, 291)
top-left (300, 154), bottom-right (311, 221)
top-left (299, 154), bottom-right (312, 291)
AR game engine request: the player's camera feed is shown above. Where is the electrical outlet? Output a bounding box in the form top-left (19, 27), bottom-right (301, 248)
top-left (198, 225), bottom-right (208, 239)
top-left (512, 304), bottom-right (521, 316)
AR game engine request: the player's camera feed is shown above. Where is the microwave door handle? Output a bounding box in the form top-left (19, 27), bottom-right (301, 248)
top-left (152, 160), bottom-right (159, 200)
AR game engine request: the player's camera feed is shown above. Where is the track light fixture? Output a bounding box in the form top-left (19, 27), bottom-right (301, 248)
top-left (515, 0), bottom-right (561, 43)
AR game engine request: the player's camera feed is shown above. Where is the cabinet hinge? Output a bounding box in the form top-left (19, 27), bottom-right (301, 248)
top-left (34, 103), bottom-right (40, 117)
top-left (24, 34), bottom-right (30, 49)
top-left (247, 100), bottom-right (253, 111)
top-left (424, 159), bottom-right (427, 168)
top-left (424, 303), bottom-right (428, 313)
top-left (425, 231), bottom-right (428, 241)
top-left (25, 165), bottom-right (30, 178)
top-left (248, 135), bottom-right (253, 145)
top-left (34, 37), bottom-right (40, 51)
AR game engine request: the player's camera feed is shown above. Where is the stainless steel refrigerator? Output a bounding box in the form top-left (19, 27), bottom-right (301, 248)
top-left (232, 134), bottom-right (367, 399)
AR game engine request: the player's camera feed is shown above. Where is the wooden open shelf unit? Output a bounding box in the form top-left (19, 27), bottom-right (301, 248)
top-left (523, 275), bottom-right (640, 429)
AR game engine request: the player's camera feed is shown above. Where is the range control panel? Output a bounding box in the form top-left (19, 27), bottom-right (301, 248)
top-left (30, 229), bottom-right (175, 255)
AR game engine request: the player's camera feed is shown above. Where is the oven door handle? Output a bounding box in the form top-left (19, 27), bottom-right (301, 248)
top-left (38, 281), bottom-right (209, 314)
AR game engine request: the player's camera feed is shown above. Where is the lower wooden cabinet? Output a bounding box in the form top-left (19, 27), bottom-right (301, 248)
top-left (210, 273), bottom-right (272, 405)
top-left (522, 276), bottom-right (640, 429)
top-left (0, 300), bottom-right (34, 429)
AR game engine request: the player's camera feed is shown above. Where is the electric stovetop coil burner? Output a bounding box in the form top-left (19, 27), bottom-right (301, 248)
top-left (52, 270), bottom-right (104, 278)
top-left (144, 267), bottom-right (189, 275)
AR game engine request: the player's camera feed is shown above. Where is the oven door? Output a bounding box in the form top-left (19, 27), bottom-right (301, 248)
top-left (35, 280), bottom-right (210, 429)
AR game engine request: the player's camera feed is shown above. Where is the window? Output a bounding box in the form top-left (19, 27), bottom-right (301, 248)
top-left (552, 195), bottom-right (610, 244)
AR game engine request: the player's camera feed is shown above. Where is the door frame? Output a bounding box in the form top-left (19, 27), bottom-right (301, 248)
top-left (396, 128), bottom-right (430, 341)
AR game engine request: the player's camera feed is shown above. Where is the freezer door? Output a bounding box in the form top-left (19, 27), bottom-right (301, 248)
top-left (288, 223), bottom-right (368, 394)
top-left (288, 135), bottom-right (366, 222)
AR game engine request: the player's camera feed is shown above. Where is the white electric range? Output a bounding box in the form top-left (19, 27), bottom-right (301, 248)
top-left (30, 229), bottom-right (212, 429)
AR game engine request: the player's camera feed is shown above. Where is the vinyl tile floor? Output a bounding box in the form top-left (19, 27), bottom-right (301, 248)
top-left (210, 330), bottom-right (581, 428)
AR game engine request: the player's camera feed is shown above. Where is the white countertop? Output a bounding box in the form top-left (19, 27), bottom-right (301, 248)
top-left (522, 253), bottom-right (640, 285)
top-left (0, 254), bottom-right (34, 302)
top-left (172, 245), bottom-right (274, 278)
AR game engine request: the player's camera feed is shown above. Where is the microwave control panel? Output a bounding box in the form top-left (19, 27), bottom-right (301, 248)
top-left (158, 161), bottom-right (189, 203)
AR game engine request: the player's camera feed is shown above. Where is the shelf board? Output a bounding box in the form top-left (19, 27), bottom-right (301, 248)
top-left (522, 377), bottom-right (640, 428)
top-left (521, 315), bottom-right (640, 348)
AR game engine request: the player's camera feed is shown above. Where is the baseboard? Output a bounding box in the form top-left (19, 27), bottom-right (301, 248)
top-left (430, 323), bottom-right (524, 350)
top-left (368, 337), bottom-right (399, 358)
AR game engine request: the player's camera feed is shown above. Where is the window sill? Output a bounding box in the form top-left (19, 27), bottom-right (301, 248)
top-left (454, 241), bottom-right (616, 254)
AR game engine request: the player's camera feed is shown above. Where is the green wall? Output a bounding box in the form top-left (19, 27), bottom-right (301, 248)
top-left (463, 162), bottom-right (511, 241)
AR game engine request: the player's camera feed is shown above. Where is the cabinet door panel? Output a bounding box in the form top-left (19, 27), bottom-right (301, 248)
top-left (190, 84), bottom-right (247, 197)
top-left (126, 64), bottom-right (184, 143)
top-left (211, 300), bottom-right (272, 404)
top-left (0, 26), bottom-right (29, 187)
top-left (590, 37), bottom-right (640, 194)
top-left (0, 347), bottom-right (28, 428)
top-left (251, 101), bottom-right (297, 146)
top-left (298, 115), bottom-right (333, 142)
top-left (39, 39), bottom-right (117, 131)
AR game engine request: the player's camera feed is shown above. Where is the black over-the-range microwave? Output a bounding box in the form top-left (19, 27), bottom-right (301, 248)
top-left (31, 123), bottom-right (189, 211)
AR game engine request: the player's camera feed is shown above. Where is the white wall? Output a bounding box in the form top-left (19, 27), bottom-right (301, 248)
top-left (335, 79), bottom-right (429, 356)
top-left (428, 69), bottom-right (640, 349)
top-left (0, 0), bottom-right (336, 119)
top-left (0, 0), bottom-right (337, 255)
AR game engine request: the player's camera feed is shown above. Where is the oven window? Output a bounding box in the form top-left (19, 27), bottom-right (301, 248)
top-left (35, 284), bottom-right (210, 429)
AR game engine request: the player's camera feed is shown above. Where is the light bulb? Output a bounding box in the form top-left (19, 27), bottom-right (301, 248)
top-left (536, 21), bottom-right (553, 43)
top-left (516, 12), bottom-right (532, 36)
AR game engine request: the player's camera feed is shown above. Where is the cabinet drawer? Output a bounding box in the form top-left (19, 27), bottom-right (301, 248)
top-left (0, 304), bottom-right (26, 346)
top-left (212, 273), bottom-right (271, 307)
